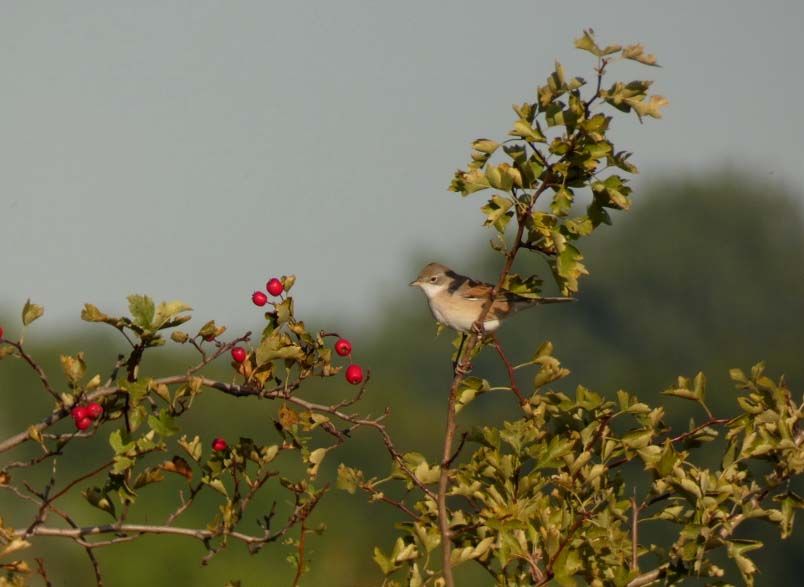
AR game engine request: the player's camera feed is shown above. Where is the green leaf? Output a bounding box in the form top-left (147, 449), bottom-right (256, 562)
top-left (450, 537), bottom-right (494, 567)
top-left (60, 353), bottom-right (87, 385)
top-left (307, 447), bottom-right (329, 478)
top-left (256, 333), bottom-right (305, 364)
top-left (501, 273), bottom-right (543, 298)
top-left (112, 454), bottom-right (136, 475)
top-left (472, 138), bottom-right (500, 154)
top-left (776, 492), bottom-right (804, 539)
top-left (622, 428), bottom-right (653, 449)
top-left (148, 409), bottom-right (179, 437)
top-left (574, 30), bottom-right (600, 56)
top-left (83, 487), bottom-right (116, 518)
top-left (402, 452), bottom-right (440, 485)
top-left (726, 539), bottom-right (762, 586)
top-left (456, 377), bottom-right (491, 413)
top-left (624, 94), bottom-right (669, 121)
top-left (198, 320), bottom-right (225, 339)
top-left (275, 298), bottom-right (294, 325)
top-left (622, 43), bottom-right (660, 66)
top-left (171, 331), bottom-right (189, 343)
top-left (153, 300), bottom-right (193, 330)
top-left (203, 477), bottom-right (228, 497)
top-left (453, 168), bottom-right (491, 195)
top-left (373, 545), bottom-right (398, 575)
top-left (21, 299), bottom-right (44, 326)
top-left (109, 429), bottom-right (135, 455)
top-left (128, 295), bottom-right (155, 329)
top-left (121, 379), bottom-right (151, 409)
top-left (550, 188), bottom-right (574, 216)
top-left (178, 435), bottom-right (203, 462)
top-left (0, 537), bottom-right (31, 559)
top-left (485, 164), bottom-right (520, 191)
top-left (336, 463), bottom-right (364, 494)
top-left (80, 303), bottom-right (122, 327)
top-left (553, 239), bottom-right (589, 294)
top-left (480, 194), bottom-right (514, 233)
top-left (729, 368), bottom-right (748, 384)
top-left (553, 547), bottom-right (582, 587)
top-left (509, 120), bottom-right (546, 142)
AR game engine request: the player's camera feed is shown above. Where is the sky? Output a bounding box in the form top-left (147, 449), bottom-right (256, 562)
top-left (2, 1), bottom-right (802, 336)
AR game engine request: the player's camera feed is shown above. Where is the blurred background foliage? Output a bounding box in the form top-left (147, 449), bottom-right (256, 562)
top-left (1, 171), bottom-right (803, 585)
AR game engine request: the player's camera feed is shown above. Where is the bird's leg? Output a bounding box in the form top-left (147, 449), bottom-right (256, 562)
top-left (491, 333), bottom-right (528, 407)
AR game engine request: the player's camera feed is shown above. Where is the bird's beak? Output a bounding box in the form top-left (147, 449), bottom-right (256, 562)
top-left (409, 279), bottom-right (420, 287)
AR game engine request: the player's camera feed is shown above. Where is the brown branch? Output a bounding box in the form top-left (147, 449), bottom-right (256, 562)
top-left (0, 331), bottom-right (253, 455)
top-left (438, 376), bottom-right (461, 586)
top-left (535, 512), bottom-right (588, 587)
top-left (6, 341), bottom-right (60, 402)
top-left (26, 460), bottom-right (114, 536)
top-left (14, 521), bottom-right (292, 546)
top-left (631, 493), bottom-right (639, 572)
top-left (85, 545), bottom-right (104, 587)
top-left (437, 180), bottom-right (555, 587)
top-left (490, 333), bottom-right (527, 407)
top-left (360, 486), bottom-right (420, 520)
top-left (34, 558), bottom-right (52, 587)
top-left (292, 518), bottom-right (308, 587)
top-left (446, 432), bottom-right (469, 467)
top-left (626, 566), bottom-right (666, 587)
top-left (203, 377), bottom-right (436, 501)
top-left (667, 417), bottom-right (731, 444)
top-left (164, 482), bottom-right (205, 526)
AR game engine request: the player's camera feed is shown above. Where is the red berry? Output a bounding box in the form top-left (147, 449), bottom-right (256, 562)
top-left (334, 338), bottom-right (352, 356)
top-left (211, 437), bottom-right (227, 451)
top-left (345, 364), bottom-right (364, 385)
top-left (266, 278), bottom-right (284, 296)
top-left (252, 291), bottom-right (268, 306)
top-left (204, 335), bottom-right (216, 342)
top-left (76, 417), bottom-right (93, 431)
top-left (71, 406), bottom-right (89, 421)
top-left (0, 325), bottom-right (4, 339)
top-left (231, 347), bottom-right (247, 363)
top-left (86, 402), bottom-right (103, 419)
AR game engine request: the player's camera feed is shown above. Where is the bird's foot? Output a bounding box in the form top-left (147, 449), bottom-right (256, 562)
top-left (454, 361), bottom-right (472, 375)
top-left (470, 323), bottom-right (486, 337)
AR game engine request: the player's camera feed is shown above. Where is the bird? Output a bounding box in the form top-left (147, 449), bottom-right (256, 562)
top-left (409, 262), bottom-right (574, 333)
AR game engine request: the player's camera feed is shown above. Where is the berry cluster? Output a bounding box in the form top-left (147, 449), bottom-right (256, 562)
top-left (251, 278), bottom-right (285, 308)
top-left (71, 401), bottom-right (104, 431)
top-left (231, 277), bottom-right (366, 385)
top-left (335, 338), bottom-right (364, 385)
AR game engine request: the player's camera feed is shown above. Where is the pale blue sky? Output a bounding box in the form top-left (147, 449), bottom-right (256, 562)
top-left (2, 1), bottom-right (802, 335)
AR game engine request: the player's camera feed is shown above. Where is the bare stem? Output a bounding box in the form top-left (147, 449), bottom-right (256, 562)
top-left (491, 333), bottom-right (527, 407)
top-left (437, 382), bottom-right (459, 585)
top-left (7, 341), bottom-right (61, 402)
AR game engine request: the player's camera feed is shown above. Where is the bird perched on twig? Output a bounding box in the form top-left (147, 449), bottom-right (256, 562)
top-left (410, 262), bottom-right (574, 333)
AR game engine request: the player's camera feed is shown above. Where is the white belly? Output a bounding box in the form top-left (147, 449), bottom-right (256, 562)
top-left (429, 301), bottom-right (500, 332)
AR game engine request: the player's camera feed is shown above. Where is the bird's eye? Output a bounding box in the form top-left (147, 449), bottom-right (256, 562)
top-left (430, 276), bottom-right (438, 282)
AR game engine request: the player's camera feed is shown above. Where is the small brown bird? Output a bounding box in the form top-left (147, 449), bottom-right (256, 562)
top-left (410, 262), bottom-right (574, 333)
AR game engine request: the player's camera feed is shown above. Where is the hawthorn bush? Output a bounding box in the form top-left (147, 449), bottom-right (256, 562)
top-left (1, 32), bottom-right (801, 587)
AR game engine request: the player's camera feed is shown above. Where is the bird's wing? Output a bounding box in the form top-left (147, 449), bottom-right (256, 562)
top-left (457, 281), bottom-right (497, 301)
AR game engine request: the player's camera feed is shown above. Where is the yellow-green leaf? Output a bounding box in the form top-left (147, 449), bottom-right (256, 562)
top-left (21, 299), bottom-right (44, 326)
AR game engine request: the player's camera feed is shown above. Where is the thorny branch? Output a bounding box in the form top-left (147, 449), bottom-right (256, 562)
top-left (0, 318), bottom-right (427, 587)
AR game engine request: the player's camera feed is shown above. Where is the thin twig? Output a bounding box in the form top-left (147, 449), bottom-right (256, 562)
top-left (490, 333), bottom-right (527, 407)
top-left (631, 492), bottom-right (638, 571)
top-left (292, 518), bottom-right (308, 587)
top-left (6, 341), bottom-right (61, 402)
